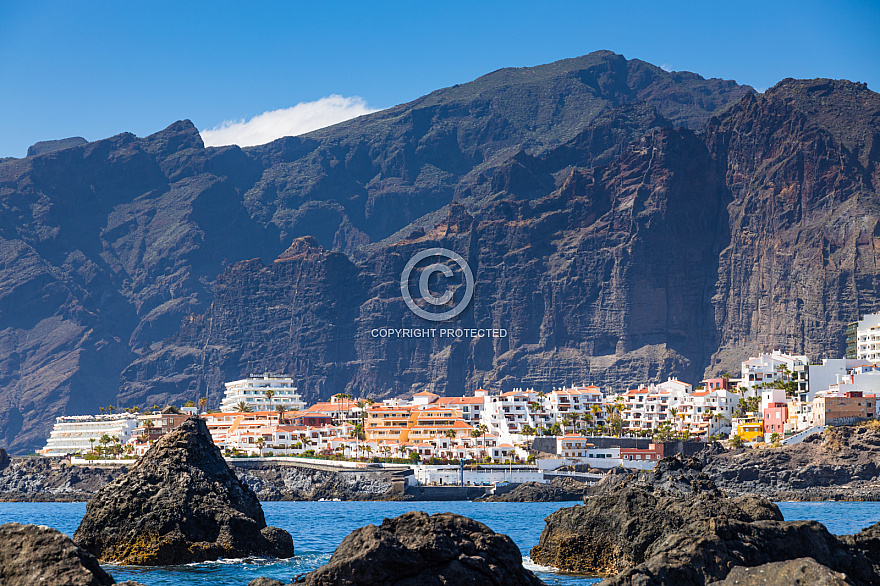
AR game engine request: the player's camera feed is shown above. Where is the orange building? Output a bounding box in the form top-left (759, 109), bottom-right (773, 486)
top-left (814, 390), bottom-right (875, 426)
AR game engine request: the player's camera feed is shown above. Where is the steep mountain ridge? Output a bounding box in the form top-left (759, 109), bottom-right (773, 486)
top-left (0, 51), bottom-right (875, 453)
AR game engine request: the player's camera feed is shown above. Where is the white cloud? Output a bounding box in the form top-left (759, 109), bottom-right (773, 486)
top-left (200, 95), bottom-right (381, 148)
top-left (660, 64), bottom-right (672, 72)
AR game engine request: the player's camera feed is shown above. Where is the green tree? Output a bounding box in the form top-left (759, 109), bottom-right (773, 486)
top-left (236, 401), bottom-right (252, 413)
top-left (198, 397), bottom-right (207, 412)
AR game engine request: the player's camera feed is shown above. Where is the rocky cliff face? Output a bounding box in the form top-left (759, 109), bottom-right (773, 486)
top-left (0, 49), bottom-right (877, 453)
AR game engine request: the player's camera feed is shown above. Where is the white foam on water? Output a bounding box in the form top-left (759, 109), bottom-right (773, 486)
top-left (522, 555), bottom-right (561, 573)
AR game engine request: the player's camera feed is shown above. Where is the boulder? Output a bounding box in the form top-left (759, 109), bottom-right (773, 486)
top-left (531, 455), bottom-right (880, 585)
top-left (73, 416), bottom-right (294, 565)
top-left (0, 448), bottom-right (8, 470)
top-left (706, 557), bottom-right (850, 585)
top-left (481, 477), bottom-right (587, 502)
top-left (0, 522), bottom-right (113, 586)
top-left (531, 457), bottom-right (780, 575)
top-left (296, 511), bottom-right (544, 585)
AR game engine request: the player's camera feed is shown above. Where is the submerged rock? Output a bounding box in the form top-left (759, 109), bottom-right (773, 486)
top-left (0, 522), bottom-right (114, 586)
top-left (296, 511), bottom-right (544, 585)
top-left (73, 416), bottom-right (294, 565)
top-left (248, 579), bottom-right (287, 586)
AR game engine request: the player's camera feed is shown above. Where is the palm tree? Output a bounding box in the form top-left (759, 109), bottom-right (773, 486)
top-left (264, 389), bottom-right (275, 410)
top-left (142, 419), bottom-right (155, 429)
top-left (582, 412), bottom-right (593, 435)
top-left (713, 412), bottom-right (728, 436)
top-left (668, 407), bottom-right (679, 433)
top-left (98, 434), bottom-right (113, 456)
top-left (256, 437), bottom-right (265, 457)
top-left (521, 425), bottom-right (536, 449)
top-left (236, 401), bottom-right (252, 413)
top-left (107, 405), bottom-right (116, 414)
top-left (275, 404), bottom-right (287, 424)
top-left (609, 397), bottom-right (626, 437)
top-left (470, 424), bottom-right (488, 458)
top-left (198, 397), bottom-right (207, 413)
top-left (88, 437), bottom-right (96, 455)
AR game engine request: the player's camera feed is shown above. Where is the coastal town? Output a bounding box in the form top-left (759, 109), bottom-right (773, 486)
top-left (38, 313), bottom-right (880, 478)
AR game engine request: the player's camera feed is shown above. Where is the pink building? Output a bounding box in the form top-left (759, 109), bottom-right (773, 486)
top-left (702, 377), bottom-right (733, 391)
top-left (763, 401), bottom-right (788, 436)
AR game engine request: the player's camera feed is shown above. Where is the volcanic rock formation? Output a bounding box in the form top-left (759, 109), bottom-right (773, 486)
top-left (0, 522), bottom-right (114, 586)
top-left (701, 424), bottom-right (880, 501)
top-left (72, 417), bottom-right (294, 565)
top-left (295, 511), bottom-right (544, 585)
top-left (532, 456), bottom-right (880, 585)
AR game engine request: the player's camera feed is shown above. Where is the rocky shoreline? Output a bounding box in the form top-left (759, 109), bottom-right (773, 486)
top-left (0, 451), bottom-right (409, 502)
top-left (699, 425), bottom-right (880, 501)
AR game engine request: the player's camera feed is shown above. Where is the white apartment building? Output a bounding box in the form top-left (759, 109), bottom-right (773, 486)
top-left (219, 373), bottom-right (306, 413)
top-left (856, 313), bottom-right (880, 362)
top-left (675, 388), bottom-right (737, 437)
top-left (622, 379), bottom-right (690, 434)
top-left (481, 388), bottom-right (536, 441)
top-left (545, 386), bottom-right (605, 428)
top-left (738, 350), bottom-right (809, 398)
top-left (41, 413), bottom-right (139, 456)
top-left (808, 359), bottom-right (874, 402)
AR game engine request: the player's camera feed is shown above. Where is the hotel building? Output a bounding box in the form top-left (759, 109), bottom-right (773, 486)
top-left (219, 373), bottom-right (306, 413)
top-left (42, 413), bottom-right (139, 456)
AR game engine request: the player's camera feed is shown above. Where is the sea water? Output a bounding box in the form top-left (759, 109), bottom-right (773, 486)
top-left (2, 500), bottom-right (880, 585)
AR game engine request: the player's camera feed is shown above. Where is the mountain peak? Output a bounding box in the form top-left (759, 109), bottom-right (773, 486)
top-left (142, 119), bottom-right (204, 156)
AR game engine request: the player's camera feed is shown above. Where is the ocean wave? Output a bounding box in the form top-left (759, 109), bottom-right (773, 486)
top-left (522, 555), bottom-right (560, 573)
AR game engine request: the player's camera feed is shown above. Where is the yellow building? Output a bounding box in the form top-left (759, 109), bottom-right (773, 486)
top-left (731, 416), bottom-right (763, 442)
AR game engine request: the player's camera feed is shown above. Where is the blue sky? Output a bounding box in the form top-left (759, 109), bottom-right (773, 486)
top-left (1, 0), bottom-right (878, 157)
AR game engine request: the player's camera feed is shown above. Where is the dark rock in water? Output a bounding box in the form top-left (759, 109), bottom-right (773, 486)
top-left (532, 455), bottom-right (880, 585)
top-left (296, 511), bottom-right (544, 585)
top-left (72, 417), bottom-right (294, 565)
top-left (481, 477), bottom-right (587, 502)
top-left (26, 136), bottom-right (87, 156)
top-left (0, 522), bottom-right (114, 586)
top-left (0, 448), bottom-right (8, 471)
top-left (248, 579), bottom-right (287, 586)
top-left (600, 519), bottom-right (870, 586)
top-left (706, 557), bottom-right (850, 585)
top-left (531, 479), bottom-right (780, 574)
